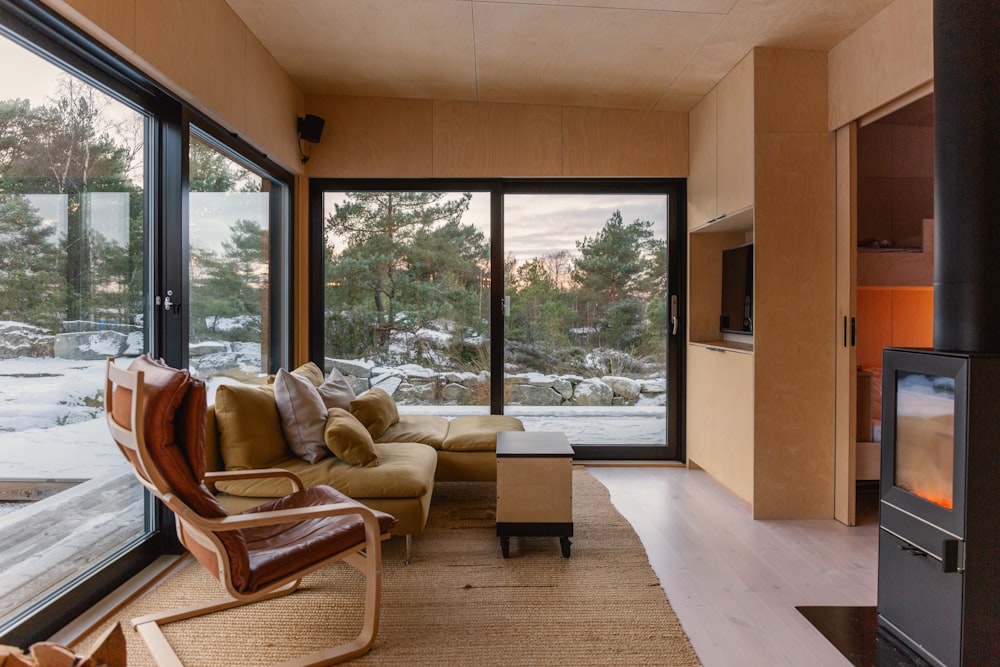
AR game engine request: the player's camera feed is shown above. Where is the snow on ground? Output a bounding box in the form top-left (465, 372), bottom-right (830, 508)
top-left (0, 358), bottom-right (107, 432)
top-left (0, 356), bottom-right (667, 481)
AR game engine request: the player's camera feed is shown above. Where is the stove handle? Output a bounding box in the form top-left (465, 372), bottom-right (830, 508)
top-left (942, 538), bottom-right (964, 573)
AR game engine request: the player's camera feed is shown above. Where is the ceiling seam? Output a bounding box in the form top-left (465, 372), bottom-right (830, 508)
top-left (471, 1), bottom-right (481, 102)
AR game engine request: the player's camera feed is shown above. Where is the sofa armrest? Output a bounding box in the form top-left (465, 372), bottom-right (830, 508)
top-left (205, 468), bottom-right (304, 493)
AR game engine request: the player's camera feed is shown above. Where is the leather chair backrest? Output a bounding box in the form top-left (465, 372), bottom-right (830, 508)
top-left (112, 355), bottom-right (250, 588)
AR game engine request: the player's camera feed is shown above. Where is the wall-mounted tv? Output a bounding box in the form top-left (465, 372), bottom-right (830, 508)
top-left (720, 242), bottom-right (753, 334)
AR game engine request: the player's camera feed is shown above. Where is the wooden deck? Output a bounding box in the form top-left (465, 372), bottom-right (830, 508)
top-left (0, 471), bottom-right (144, 620)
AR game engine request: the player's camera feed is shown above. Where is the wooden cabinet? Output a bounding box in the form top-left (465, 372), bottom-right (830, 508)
top-left (686, 344), bottom-right (754, 504)
top-left (685, 48), bottom-right (836, 519)
top-left (687, 53), bottom-right (754, 229)
top-left (716, 54), bottom-right (754, 217)
top-left (687, 88), bottom-right (717, 230)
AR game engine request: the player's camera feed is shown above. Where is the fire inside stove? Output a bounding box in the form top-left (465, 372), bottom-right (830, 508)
top-left (894, 371), bottom-right (955, 510)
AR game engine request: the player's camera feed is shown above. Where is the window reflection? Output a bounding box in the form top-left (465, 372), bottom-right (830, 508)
top-left (188, 134), bottom-right (270, 383)
top-left (0, 33), bottom-right (148, 631)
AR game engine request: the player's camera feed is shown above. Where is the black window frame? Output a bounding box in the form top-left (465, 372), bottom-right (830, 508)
top-left (309, 177), bottom-right (686, 462)
top-left (0, 0), bottom-right (295, 645)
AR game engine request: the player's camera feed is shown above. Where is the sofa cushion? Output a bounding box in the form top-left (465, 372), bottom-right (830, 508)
top-left (349, 388), bottom-right (399, 439)
top-left (317, 367), bottom-right (356, 410)
top-left (324, 408), bottom-right (378, 467)
top-left (290, 361), bottom-right (325, 387)
top-left (441, 415), bottom-right (525, 451)
top-left (376, 414), bottom-right (449, 449)
top-left (215, 383), bottom-right (291, 470)
top-left (215, 442), bottom-right (437, 500)
top-left (274, 369), bottom-right (329, 464)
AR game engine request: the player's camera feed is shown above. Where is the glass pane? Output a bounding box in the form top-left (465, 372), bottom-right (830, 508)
top-left (895, 371), bottom-right (955, 509)
top-left (323, 191), bottom-right (491, 412)
top-left (504, 194), bottom-right (668, 446)
top-left (188, 135), bottom-right (270, 383)
top-left (0, 35), bottom-right (148, 627)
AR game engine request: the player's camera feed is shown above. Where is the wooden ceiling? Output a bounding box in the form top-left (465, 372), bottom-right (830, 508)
top-left (225, 0), bottom-right (895, 112)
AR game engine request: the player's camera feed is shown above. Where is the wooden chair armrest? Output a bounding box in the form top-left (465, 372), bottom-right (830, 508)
top-left (196, 502), bottom-right (389, 551)
top-left (204, 468), bottom-right (304, 492)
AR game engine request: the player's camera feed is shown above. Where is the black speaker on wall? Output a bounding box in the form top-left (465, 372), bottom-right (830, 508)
top-left (297, 114), bottom-right (325, 143)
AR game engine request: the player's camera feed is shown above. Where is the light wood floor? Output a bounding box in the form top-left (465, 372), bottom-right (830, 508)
top-left (587, 466), bottom-right (879, 667)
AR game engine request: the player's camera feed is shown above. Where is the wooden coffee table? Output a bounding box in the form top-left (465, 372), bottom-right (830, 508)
top-left (496, 431), bottom-right (574, 558)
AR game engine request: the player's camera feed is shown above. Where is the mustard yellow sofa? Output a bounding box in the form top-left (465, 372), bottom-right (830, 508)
top-left (201, 365), bottom-right (523, 559)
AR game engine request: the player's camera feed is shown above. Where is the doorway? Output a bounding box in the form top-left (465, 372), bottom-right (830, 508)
top-left (840, 93), bottom-right (935, 524)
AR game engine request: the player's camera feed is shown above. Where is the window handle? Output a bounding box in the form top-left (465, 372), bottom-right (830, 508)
top-left (161, 290), bottom-right (181, 314)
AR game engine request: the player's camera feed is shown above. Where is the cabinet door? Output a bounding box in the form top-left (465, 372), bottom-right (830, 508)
top-left (687, 87), bottom-right (717, 228)
top-left (716, 53), bottom-right (754, 216)
top-left (686, 344), bottom-right (754, 504)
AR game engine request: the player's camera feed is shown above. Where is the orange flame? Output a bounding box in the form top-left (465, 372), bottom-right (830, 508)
top-left (912, 489), bottom-right (953, 510)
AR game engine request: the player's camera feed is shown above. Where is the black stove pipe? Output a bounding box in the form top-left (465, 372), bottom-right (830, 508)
top-left (933, 1), bottom-right (1000, 353)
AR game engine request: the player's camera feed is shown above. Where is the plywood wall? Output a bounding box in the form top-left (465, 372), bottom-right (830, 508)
top-left (304, 96), bottom-right (688, 179)
top-left (44, 0), bottom-right (306, 172)
top-left (827, 0), bottom-right (933, 130)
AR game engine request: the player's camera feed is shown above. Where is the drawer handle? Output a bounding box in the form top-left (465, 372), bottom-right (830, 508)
top-left (899, 544), bottom-right (928, 558)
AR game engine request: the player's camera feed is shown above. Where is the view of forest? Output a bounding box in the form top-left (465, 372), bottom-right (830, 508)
top-left (0, 80), bottom-right (268, 358)
top-left (1, 75), bottom-right (669, 418)
top-left (324, 192), bottom-right (668, 379)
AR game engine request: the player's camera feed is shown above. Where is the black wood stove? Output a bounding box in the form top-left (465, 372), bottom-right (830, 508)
top-left (876, 4), bottom-right (1000, 665)
top-left (877, 348), bottom-right (1000, 665)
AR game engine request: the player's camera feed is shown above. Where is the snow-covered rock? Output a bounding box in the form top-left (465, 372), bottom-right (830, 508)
top-left (54, 330), bottom-right (127, 360)
top-left (572, 378), bottom-right (614, 406)
top-left (602, 375), bottom-right (642, 402)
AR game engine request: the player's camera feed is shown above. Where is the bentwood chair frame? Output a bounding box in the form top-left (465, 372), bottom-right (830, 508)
top-left (105, 358), bottom-right (392, 667)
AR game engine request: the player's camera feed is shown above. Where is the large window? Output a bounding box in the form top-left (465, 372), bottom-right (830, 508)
top-left (312, 180), bottom-right (683, 460)
top-left (0, 3), bottom-right (293, 645)
top-left (188, 133), bottom-right (278, 383)
top-left (320, 190), bottom-right (492, 410)
top-left (0, 27), bottom-right (152, 640)
top-left (503, 193), bottom-right (669, 447)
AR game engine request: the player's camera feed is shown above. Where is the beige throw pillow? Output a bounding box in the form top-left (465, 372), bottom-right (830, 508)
top-left (274, 368), bottom-right (329, 463)
top-left (317, 366), bottom-right (356, 410)
top-left (324, 408), bottom-right (378, 467)
top-left (349, 387), bottom-right (399, 439)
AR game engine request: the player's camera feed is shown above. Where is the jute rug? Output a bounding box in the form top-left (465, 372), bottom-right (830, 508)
top-left (76, 468), bottom-right (701, 666)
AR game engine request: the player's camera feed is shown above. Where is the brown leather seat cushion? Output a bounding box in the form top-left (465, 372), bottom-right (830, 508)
top-left (239, 485), bottom-right (397, 593)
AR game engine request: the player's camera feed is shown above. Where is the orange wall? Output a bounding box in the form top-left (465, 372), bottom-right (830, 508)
top-left (856, 286), bottom-right (933, 368)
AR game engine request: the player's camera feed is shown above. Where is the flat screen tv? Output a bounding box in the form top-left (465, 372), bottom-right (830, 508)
top-left (720, 242), bottom-right (753, 334)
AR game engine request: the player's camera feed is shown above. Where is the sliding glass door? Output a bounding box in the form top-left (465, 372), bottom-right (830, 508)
top-left (187, 132), bottom-right (285, 384)
top-left (503, 191), bottom-right (672, 455)
top-left (311, 180), bottom-right (682, 460)
top-left (0, 26), bottom-right (154, 642)
top-left (318, 188), bottom-right (493, 410)
top-left (0, 4), bottom-right (293, 644)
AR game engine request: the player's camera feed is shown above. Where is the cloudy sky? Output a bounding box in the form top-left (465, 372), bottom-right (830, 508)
top-left (3, 33), bottom-right (670, 262)
top-left (0, 35), bottom-right (60, 103)
top-left (325, 192), bottom-right (668, 264)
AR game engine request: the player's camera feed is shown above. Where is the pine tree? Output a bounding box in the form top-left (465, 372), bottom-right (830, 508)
top-left (0, 195), bottom-right (66, 327)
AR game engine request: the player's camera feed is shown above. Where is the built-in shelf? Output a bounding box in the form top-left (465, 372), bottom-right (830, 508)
top-left (689, 340), bottom-right (754, 354)
top-left (690, 206), bottom-right (754, 234)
